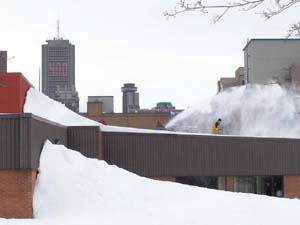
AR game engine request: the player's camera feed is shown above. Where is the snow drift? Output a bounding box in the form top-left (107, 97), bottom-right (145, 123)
top-left (167, 84), bottom-right (300, 138)
top-left (24, 88), bottom-right (175, 134)
top-left (23, 88), bottom-right (100, 127)
top-left (2, 141), bottom-right (300, 225)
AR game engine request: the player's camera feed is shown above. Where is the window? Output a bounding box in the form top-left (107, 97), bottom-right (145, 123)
top-left (234, 176), bottom-right (283, 197)
top-left (234, 176), bottom-right (256, 193)
top-left (176, 176), bottom-right (226, 190)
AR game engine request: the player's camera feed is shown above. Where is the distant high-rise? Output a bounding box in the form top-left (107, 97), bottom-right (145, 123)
top-left (41, 21), bottom-right (79, 112)
top-left (0, 51), bottom-right (7, 72)
top-left (121, 83), bottom-right (139, 113)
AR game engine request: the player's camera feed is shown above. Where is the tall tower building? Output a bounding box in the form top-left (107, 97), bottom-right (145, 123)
top-left (0, 51), bottom-right (7, 72)
top-left (121, 83), bottom-right (139, 113)
top-left (41, 21), bottom-right (79, 112)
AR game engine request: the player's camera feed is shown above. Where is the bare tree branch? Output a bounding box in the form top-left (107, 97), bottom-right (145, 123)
top-left (164, 0), bottom-right (300, 37)
top-left (163, 0), bottom-right (265, 18)
top-left (287, 22), bottom-right (300, 37)
top-left (261, 0), bottom-right (300, 19)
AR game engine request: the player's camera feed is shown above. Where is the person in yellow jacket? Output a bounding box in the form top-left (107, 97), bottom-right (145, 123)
top-left (212, 118), bottom-right (222, 134)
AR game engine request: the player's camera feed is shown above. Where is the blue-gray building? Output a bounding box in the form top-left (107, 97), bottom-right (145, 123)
top-left (42, 38), bottom-right (79, 112)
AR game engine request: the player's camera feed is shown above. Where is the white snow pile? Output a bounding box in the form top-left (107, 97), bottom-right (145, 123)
top-left (23, 88), bottom-right (182, 135)
top-left (24, 88), bottom-right (100, 127)
top-left (167, 84), bottom-right (300, 138)
top-left (1, 141), bottom-right (300, 225)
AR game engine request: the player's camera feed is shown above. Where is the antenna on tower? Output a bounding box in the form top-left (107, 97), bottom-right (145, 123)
top-left (56, 19), bottom-right (60, 39)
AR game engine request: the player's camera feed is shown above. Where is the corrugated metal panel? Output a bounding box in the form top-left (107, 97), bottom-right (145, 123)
top-left (103, 132), bottom-right (300, 177)
top-left (0, 113), bottom-right (67, 170)
top-left (30, 114), bottom-right (67, 169)
top-left (19, 115), bottom-right (30, 168)
top-left (67, 126), bottom-right (100, 158)
top-left (0, 116), bottom-right (20, 169)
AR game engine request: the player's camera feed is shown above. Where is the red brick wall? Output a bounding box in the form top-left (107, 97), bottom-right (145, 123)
top-left (150, 176), bottom-right (176, 182)
top-left (0, 169), bottom-right (36, 218)
top-left (284, 175), bottom-right (300, 198)
top-left (226, 176), bottom-right (234, 192)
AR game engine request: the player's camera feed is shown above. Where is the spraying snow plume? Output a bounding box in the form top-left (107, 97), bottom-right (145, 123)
top-left (167, 84), bottom-right (300, 138)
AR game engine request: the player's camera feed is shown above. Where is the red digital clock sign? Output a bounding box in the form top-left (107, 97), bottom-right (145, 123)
top-left (49, 62), bottom-right (68, 76)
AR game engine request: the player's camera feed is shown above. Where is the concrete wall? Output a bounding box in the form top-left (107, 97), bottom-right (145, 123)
top-left (244, 39), bottom-right (300, 84)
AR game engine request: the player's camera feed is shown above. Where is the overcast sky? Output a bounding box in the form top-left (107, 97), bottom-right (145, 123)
top-left (1, 0), bottom-right (299, 112)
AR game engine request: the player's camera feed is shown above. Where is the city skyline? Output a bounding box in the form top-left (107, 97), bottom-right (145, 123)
top-left (1, 0), bottom-right (299, 112)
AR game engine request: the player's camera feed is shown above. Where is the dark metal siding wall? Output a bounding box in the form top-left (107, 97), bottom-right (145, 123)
top-left (30, 115), bottom-right (67, 169)
top-left (0, 115), bottom-right (21, 168)
top-left (103, 132), bottom-right (300, 177)
top-left (0, 113), bottom-right (67, 170)
top-left (67, 126), bottom-right (100, 158)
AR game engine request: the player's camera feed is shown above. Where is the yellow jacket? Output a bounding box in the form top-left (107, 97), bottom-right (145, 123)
top-left (212, 124), bottom-right (221, 134)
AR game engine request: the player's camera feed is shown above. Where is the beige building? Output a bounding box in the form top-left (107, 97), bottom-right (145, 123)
top-left (88, 96), bottom-right (114, 113)
top-left (81, 101), bottom-right (173, 129)
top-left (218, 67), bottom-right (245, 92)
top-left (244, 39), bottom-right (300, 85)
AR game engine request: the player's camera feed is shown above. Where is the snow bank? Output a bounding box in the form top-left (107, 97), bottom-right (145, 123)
top-left (167, 84), bottom-right (300, 138)
top-left (23, 88), bottom-right (188, 135)
top-left (2, 141), bottom-right (300, 225)
top-left (24, 88), bottom-right (100, 127)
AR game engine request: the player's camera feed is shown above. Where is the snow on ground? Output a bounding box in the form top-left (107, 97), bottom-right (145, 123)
top-left (38, 144), bottom-right (300, 225)
top-left (1, 141), bottom-right (300, 225)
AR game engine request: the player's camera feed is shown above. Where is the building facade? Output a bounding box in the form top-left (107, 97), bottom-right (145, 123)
top-left (244, 39), bottom-right (300, 85)
top-left (0, 51), bottom-right (7, 73)
top-left (88, 96), bottom-right (114, 113)
top-left (42, 38), bottom-right (79, 112)
top-left (217, 67), bottom-right (245, 92)
top-left (103, 131), bottom-right (300, 198)
top-left (121, 83), bottom-right (139, 113)
top-left (82, 100), bottom-right (172, 129)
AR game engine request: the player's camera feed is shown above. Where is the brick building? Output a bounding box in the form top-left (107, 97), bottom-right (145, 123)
top-left (81, 100), bottom-right (173, 129)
